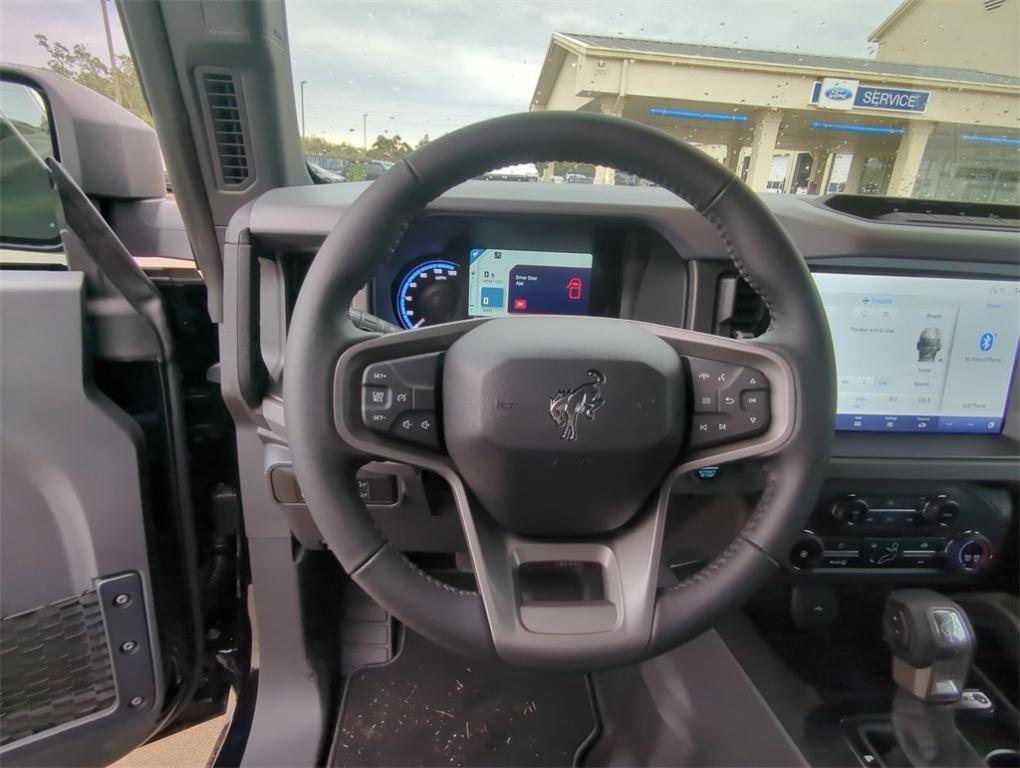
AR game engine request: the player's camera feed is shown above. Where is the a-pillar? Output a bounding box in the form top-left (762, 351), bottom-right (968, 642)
top-left (887, 121), bottom-right (934, 198)
top-left (594, 99), bottom-right (624, 185)
top-left (844, 150), bottom-right (869, 193)
top-left (744, 110), bottom-right (783, 193)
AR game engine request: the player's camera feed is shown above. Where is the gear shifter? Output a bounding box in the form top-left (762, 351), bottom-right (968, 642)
top-left (884, 588), bottom-right (974, 702)
top-left (882, 589), bottom-right (983, 768)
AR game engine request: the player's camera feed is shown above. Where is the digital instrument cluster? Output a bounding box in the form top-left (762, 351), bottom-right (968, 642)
top-left (394, 248), bottom-right (595, 329)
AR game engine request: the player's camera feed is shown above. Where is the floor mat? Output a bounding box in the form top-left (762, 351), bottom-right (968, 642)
top-left (331, 629), bottom-right (598, 767)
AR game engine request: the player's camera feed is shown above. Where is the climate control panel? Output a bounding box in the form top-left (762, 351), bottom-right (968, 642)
top-left (791, 483), bottom-right (1011, 577)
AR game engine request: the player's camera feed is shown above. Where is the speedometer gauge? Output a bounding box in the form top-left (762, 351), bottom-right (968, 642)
top-left (395, 259), bottom-right (464, 329)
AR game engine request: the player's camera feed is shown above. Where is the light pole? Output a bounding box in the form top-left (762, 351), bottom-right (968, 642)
top-left (363, 113), bottom-right (368, 150)
top-left (300, 80), bottom-right (307, 140)
top-left (98, 0), bottom-right (122, 106)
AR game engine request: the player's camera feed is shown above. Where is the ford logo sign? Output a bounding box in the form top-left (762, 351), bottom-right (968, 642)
top-left (824, 86), bottom-right (854, 102)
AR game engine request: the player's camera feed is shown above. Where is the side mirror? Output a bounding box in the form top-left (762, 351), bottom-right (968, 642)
top-left (1, 65), bottom-right (164, 202)
top-left (0, 80), bottom-right (60, 249)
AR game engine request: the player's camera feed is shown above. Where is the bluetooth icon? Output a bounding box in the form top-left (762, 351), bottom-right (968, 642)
top-left (979, 332), bottom-right (994, 352)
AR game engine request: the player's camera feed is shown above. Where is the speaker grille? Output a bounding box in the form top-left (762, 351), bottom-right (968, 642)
top-left (0, 590), bottom-right (115, 745)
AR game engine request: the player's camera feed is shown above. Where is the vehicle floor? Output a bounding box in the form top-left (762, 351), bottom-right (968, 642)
top-left (330, 628), bottom-right (598, 767)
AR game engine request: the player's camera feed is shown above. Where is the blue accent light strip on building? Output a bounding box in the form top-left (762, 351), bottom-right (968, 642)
top-left (960, 133), bottom-right (1020, 146)
top-left (810, 121), bottom-right (904, 135)
top-left (649, 107), bottom-right (748, 123)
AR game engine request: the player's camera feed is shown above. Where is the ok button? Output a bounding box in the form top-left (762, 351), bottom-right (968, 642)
top-left (741, 390), bottom-right (766, 412)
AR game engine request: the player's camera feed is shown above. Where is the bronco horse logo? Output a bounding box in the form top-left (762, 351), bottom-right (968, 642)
top-left (548, 369), bottom-right (606, 441)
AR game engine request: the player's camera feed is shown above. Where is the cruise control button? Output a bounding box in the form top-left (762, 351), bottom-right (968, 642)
top-left (364, 363), bottom-right (395, 385)
top-left (363, 410), bottom-right (393, 431)
top-left (364, 386), bottom-right (391, 409)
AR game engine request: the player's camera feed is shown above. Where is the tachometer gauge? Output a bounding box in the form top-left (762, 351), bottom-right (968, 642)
top-left (395, 259), bottom-right (463, 329)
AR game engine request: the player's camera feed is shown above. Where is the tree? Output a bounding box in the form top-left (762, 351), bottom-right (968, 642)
top-left (301, 133), bottom-right (365, 162)
top-left (370, 134), bottom-right (412, 161)
top-left (415, 134), bottom-right (431, 150)
top-left (35, 34), bottom-right (152, 126)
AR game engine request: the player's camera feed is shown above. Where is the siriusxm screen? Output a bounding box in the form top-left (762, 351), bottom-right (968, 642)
top-left (812, 273), bottom-right (1019, 434)
top-left (468, 248), bottom-right (593, 318)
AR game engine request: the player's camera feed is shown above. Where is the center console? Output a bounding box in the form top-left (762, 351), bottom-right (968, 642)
top-left (791, 483), bottom-right (1012, 577)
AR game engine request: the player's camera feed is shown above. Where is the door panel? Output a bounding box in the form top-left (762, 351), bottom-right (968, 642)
top-left (0, 272), bottom-right (163, 765)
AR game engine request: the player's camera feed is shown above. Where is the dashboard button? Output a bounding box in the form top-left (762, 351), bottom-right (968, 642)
top-left (393, 410), bottom-right (440, 449)
top-left (741, 390), bottom-right (767, 412)
top-left (865, 538), bottom-right (904, 567)
top-left (364, 385), bottom-right (391, 410)
top-left (719, 391), bottom-right (740, 413)
top-left (356, 475), bottom-right (399, 505)
top-left (821, 554), bottom-right (859, 569)
top-left (690, 414), bottom-right (732, 447)
top-left (732, 411), bottom-right (768, 435)
top-left (363, 410), bottom-right (394, 431)
top-left (732, 367), bottom-right (767, 392)
top-left (694, 392), bottom-right (717, 412)
top-left (412, 386), bottom-right (435, 410)
top-left (364, 362), bottom-right (396, 385)
top-left (822, 536), bottom-right (862, 556)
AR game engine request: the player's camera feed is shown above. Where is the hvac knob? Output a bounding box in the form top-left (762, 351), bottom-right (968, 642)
top-left (946, 533), bottom-right (992, 573)
top-left (920, 494), bottom-right (959, 525)
top-left (831, 494), bottom-right (869, 527)
top-left (790, 533), bottom-right (825, 571)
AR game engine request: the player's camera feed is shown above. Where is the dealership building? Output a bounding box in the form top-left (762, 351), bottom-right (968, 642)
top-left (530, 0), bottom-right (1020, 202)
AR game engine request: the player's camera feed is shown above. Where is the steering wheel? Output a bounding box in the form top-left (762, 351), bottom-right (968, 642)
top-left (284, 112), bottom-right (835, 668)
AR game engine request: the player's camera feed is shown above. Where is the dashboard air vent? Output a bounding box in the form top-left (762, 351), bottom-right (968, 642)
top-left (199, 69), bottom-right (251, 189)
top-left (714, 275), bottom-right (770, 339)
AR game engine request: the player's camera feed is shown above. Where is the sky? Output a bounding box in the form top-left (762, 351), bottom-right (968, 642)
top-left (1, 0), bottom-right (901, 146)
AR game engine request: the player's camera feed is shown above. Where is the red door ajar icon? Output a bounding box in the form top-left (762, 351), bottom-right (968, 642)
top-left (567, 277), bottom-right (583, 301)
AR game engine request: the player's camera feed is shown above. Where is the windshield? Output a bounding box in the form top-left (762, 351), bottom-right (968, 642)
top-left (2, 0), bottom-right (1017, 202)
top-left (284, 0), bottom-right (1019, 202)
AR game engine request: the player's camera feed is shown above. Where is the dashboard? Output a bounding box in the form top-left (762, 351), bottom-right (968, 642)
top-left (225, 181), bottom-right (1019, 583)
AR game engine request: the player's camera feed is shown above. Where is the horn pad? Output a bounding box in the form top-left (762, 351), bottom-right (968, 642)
top-left (442, 317), bottom-right (685, 535)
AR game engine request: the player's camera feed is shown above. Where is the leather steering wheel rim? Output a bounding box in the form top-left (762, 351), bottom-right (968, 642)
top-left (284, 111), bottom-right (835, 668)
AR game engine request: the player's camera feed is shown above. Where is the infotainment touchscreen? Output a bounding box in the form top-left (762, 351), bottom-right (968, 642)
top-left (812, 273), bottom-right (1019, 434)
top-left (468, 248), bottom-right (593, 318)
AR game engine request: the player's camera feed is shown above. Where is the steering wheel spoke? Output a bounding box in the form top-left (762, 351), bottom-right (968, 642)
top-left (459, 489), bottom-right (668, 667)
top-left (333, 319), bottom-right (485, 464)
top-left (637, 322), bottom-right (798, 473)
